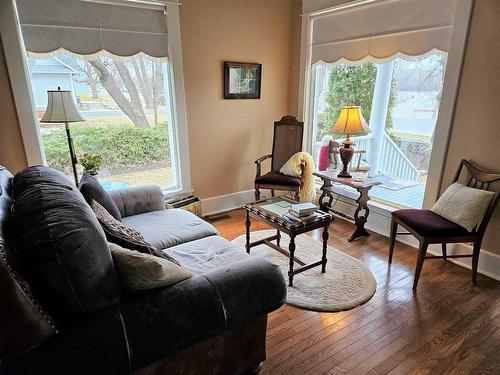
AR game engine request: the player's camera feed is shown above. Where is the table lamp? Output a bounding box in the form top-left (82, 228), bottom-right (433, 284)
top-left (41, 87), bottom-right (84, 185)
top-left (332, 105), bottom-right (370, 178)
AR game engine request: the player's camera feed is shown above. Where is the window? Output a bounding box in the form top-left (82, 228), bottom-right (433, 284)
top-left (311, 52), bottom-right (447, 208)
top-left (28, 53), bottom-right (178, 191)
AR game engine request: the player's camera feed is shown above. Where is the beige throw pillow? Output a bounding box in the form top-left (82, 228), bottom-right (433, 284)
top-left (109, 243), bottom-right (192, 290)
top-left (431, 182), bottom-right (495, 232)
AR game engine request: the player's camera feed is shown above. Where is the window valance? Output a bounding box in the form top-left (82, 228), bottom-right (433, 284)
top-left (311, 0), bottom-right (457, 65)
top-left (16, 0), bottom-right (169, 59)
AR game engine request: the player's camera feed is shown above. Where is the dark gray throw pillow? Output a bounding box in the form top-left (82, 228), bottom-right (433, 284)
top-left (79, 173), bottom-right (122, 221)
top-left (90, 200), bottom-right (180, 265)
top-left (11, 166), bottom-right (121, 319)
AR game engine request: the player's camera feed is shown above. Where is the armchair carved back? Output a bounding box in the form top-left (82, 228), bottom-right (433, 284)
top-left (271, 116), bottom-right (304, 171)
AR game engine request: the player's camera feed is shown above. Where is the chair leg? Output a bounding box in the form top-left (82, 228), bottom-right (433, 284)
top-left (254, 188), bottom-right (260, 201)
top-left (472, 241), bottom-right (481, 285)
top-left (413, 241), bottom-right (429, 291)
top-left (271, 190), bottom-right (275, 197)
top-left (441, 243), bottom-right (447, 261)
top-left (388, 218), bottom-right (397, 264)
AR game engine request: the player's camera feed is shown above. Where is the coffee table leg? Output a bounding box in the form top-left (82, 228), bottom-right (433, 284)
top-left (322, 224), bottom-right (329, 273)
top-left (245, 210), bottom-right (251, 253)
top-left (276, 230), bottom-right (281, 247)
top-left (288, 234), bottom-right (296, 287)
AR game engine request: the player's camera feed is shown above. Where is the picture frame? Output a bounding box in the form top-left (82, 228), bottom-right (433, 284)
top-left (223, 62), bottom-right (262, 99)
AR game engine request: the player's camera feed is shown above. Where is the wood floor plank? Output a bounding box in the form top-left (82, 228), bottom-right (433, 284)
top-left (208, 209), bottom-right (500, 375)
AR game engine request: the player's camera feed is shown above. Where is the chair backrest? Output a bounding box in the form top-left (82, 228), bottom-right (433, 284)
top-left (271, 115), bottom-right (304, 171)
top-left (452, 159), bottom-right (500, 235)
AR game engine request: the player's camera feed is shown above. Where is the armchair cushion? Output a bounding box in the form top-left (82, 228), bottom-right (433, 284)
top-left (255, 171), bottom-right (301, 187)
top-left (392, 209), bottom-right (472, 238)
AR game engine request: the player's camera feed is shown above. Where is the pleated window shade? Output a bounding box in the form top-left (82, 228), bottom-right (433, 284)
top-left (16, 0), bottom-right (169, 59)
top-left (311, 0), bottom-right (457, 65)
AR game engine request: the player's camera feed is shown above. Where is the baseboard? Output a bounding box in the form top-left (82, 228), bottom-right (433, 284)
top-left (201, 189), bottom-right (500, 281)
top-left (201, 189), bottom-right (255, 216)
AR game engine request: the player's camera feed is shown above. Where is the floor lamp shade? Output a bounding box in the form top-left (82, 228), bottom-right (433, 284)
top-left (41, 88), bottom-right (84, 123)
top-left (40, 88), bottom-right (83, 186)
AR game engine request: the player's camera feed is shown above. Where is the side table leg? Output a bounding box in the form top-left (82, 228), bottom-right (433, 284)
top-left (349, 187), bottom-right (371, 242)
top-left (322, 224), bottom-right (329, 273)
top-left (288, 234), bottom-right (296, 287)
top-left (245, 210), bottom-right (251, 253)
top-left (276, 230), bottom-right (281, 247)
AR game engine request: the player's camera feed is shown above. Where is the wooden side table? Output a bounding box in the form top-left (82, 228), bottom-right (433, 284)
top-left (314, 170), bottom-right (381, 242)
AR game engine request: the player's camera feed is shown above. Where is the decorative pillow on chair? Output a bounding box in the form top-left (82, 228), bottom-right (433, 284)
top-left (90, 200), bottom-right (179, 265)
top-left (431, 182), bottom-right (495, 232)
top-left (109, 243), bottom-right (192, 290)
top-left (79, 173), bottom-right (122, 221)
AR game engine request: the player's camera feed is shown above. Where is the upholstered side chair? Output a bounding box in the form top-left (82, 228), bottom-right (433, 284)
top-left (388, 159), bottom-right (500, 290)
top-left (254, 115), bottom-right (304, 201)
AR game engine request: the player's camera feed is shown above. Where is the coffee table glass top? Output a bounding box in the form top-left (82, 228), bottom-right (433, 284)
top-left (244, 197), bottom-right (331, 229)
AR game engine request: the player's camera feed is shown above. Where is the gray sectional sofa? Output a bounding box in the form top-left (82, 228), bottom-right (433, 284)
top-left (0, 165), bottom-right (286, 375)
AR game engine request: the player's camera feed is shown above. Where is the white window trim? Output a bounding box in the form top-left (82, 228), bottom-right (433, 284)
top-left (298, 0), bottom-right (474, 209)
top-left (0, 0), bottom-right (192, 194)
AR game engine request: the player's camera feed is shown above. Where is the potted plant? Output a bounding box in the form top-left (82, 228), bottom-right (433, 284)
top-left (80, 153), bottom-right (103, 176)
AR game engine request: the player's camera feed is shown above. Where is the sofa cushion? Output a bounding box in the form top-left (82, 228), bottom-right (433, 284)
top-left (166, 236), bottom-right (250, 275)
top-left (122, 209), bottom-right (218, 250)
top-left (255, 171), bottom-right (301, 187)
top-left (11, 166), bottom-right (121, 319)
top-left (79, 173), bottom-right (122, 221)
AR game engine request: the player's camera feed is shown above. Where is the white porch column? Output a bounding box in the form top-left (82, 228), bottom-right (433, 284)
top-left (367, 61), bottom-right (394, 176)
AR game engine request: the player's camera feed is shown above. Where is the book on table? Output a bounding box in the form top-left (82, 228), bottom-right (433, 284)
top-left (289, 202), bottom-right (318, 217)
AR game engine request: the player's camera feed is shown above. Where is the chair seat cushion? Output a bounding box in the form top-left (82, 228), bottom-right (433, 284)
top-left (122, 209), bottom-right (218, 250)
top-left (392, 209), bottom-right (473, 238)
top-left (255, 171), bottom-right (301, 187)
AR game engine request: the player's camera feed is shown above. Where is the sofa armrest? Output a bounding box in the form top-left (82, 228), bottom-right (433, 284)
top-left (108, 185), bottom-right (164, 218)
top-left (203, 257), bottom-right (286, 327)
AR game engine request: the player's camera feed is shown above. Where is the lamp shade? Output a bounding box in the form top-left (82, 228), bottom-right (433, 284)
top-left (332, 105), bottom-right (370, 136)
top-left (40, 88), bottom-right (84, 123)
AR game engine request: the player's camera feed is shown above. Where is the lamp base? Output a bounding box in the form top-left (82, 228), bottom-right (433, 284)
top-left (337, 138), bottom-right (354, 178)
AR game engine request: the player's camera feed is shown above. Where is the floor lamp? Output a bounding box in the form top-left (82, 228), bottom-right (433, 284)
top-left (40, 87), bottom-right (84, 186)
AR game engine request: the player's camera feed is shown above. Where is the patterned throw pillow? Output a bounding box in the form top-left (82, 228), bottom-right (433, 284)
top-left (90, 200), bottom-right (180, 265)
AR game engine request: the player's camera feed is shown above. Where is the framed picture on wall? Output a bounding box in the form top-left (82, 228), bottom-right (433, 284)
top-left (223, 62), bottom-right (262, 99)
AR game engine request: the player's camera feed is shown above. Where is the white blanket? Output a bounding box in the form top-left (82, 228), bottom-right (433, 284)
top-left (280, 152), bottom-right (316, 202)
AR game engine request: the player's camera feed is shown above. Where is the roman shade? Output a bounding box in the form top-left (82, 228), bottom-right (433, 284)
top-left (311, 0), bottom-right (457, 65)
top-left (16, 0), bottom-right (169, 59)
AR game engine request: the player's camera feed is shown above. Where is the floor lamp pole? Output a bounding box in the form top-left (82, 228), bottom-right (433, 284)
top-left (65, 122), bottom-right (79, 186)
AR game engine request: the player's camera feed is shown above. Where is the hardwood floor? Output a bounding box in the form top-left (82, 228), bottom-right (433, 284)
top-left (209, 209), bottom-right (500, 375)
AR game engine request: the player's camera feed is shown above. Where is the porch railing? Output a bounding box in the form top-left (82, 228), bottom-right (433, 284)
top-left (378, 133), bottom-right (419, 181)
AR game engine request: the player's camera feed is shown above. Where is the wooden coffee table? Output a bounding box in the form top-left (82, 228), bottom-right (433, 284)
top-left (243, 197), bottom-right (333, 286)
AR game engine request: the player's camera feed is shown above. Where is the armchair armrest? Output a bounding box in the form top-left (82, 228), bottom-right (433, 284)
top-left (108, 185), bottom-right (164, 218)
top-left (254, 154), bottom-right (272, 179)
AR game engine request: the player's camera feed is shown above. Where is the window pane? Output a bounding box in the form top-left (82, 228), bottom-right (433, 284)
top-left (311, 53), bottom-right (446, 208)
top-left (28, 53), bottom-right (176, 190)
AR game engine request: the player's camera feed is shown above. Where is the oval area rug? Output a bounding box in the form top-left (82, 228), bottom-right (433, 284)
top-left (232, 230), bottom-right (376, 312)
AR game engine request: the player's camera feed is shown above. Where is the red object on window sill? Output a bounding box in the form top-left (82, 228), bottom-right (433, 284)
top-left (317, 145), bottom-right (329, 171)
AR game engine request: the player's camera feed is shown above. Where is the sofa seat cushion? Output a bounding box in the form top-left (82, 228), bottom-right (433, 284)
top-left (255, 171), bottom-right (301, 187)
top-left (166, 236), bottom-right (250, 275)
top-left (392, 209), bottom-right (473, 238)
top-left (122, 209), bottom-right (218, 250)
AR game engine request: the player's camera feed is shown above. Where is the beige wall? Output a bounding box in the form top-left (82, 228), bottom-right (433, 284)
top-left (440, 0), bottom-right (500, 254)
top-left (0, 38), bottom-right (28, 172)
top-left (180, 0), bottom-right (301, 199)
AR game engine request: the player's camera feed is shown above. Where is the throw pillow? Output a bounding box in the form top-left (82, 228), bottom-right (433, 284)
top-left (90, 200), bottom-right (179, 265)
top-left (79, 173), bottom-right (122, 221)
top-left (431, 182), bottom-right (495, 232)
top-left (109, 243), bottom-right (192, 290)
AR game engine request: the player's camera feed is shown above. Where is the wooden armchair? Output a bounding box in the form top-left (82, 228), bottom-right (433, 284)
top-left (254, 116), bottom-right (304, 201)
top-left (388, 159), bottom-right (500, 290)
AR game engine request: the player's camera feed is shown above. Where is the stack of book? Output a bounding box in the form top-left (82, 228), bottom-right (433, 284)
top-left (283, 202), bottom-right (318, 223)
